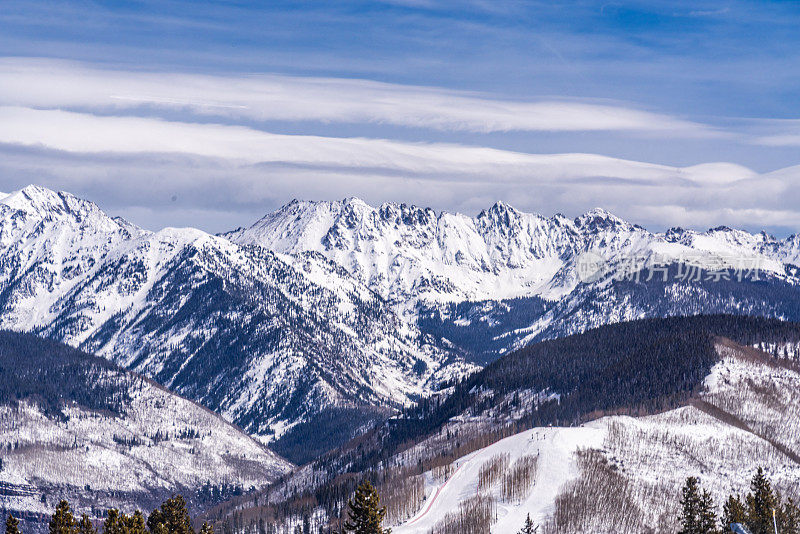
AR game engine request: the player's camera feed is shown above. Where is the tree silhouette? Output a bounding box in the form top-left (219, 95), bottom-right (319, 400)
top-left (75, 514), bottom-right (97, 534)
top-left (746, 467), bottom-right (778, 534)
top-left (679, 477), bottom-right (718, 534)
top-left (518, 513), bottom-right (538, 533)
top-left (147, 495), bottom-right (194, 534)
top-left (721, 495), bottom-right (746, 532)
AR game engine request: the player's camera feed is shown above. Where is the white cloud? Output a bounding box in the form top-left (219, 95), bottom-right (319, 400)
top-left (0, 58), bottom-right (797, 235)
top-left (0, 104), bottom-right (797, 235)
top-left (756, 135), bottom-right (800, 147)
top-left (0, 105), bottom-right (749, 185)
top-left (0, 58), bottom-right (721, 136)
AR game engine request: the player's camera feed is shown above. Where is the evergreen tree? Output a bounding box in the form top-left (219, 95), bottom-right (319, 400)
top-left (199, 523), bottom-right (214, 534)
top-left (50, 500), bottom-right (75, 534)
top-left (147, 495), bottom-right (194, 534)
top-left (5, 514), bottom-right (21, 534)
top-left (721, 495), bottom-right (747, 532)
top-left (698, 490), bottom-right (719, 534)
top-left (76, 514), bottom-right (97, 534)
top-left (102, 509), bottom-right (124, 534)
top-left (679, 477), bottom-right (718, 534)
top-left (343, 481), bottom-right (390, 534)
top-left (746, 467), bottom-right (778, 534)
top-left (518, 513), bottom-right (538, 534)
top-left (126, 511), bottom-right (147, 534)
top-left (104, 510), bottom-right (148, 534)
top-left (302, 514), bottom-right (310, 534)
top-left (782, 498), bottom-right (800, 534)
top-left (679, 477), bottom-right (703, 534)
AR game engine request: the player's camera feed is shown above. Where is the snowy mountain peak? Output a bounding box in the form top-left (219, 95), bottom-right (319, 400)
top-left (227, 197), bottom-right (800, 313)
top-left (2, 184), bottom-right (77, 216)
top-left (0, 184), bottom-right (138, 237)
top-left (478, 201), bottom-right (528, 225)
top-left (378, 201), bottom-right (437, 228)
top-left (573, 207), bottom-right (633, 231)
top-left (0, 185), bottom-right (468, 446)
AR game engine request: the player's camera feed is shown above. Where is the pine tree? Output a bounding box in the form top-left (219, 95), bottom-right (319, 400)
top-left (75, 514), bottom-right (97, 534)
top-left (126, 511), bottom-right (147, 534)
top-left (782, 498), bottom-right (800, 534)
top-left (102, 509), bottom-right (124, 534)
top-left (5, 514), bottom-right (21, 534)
top-left (199, 523), bottom-right (214, 534)
top-left (50, 500), bottom-right (75, 534)
top-left (721, 495), bottom-right (747, 532)
top-left (679, 477), bottom-right (718, 534)
top-left (105, 509), bottom-right (148, 534)
top-left (147, 495), bottom-right (194, 534)
top-left (343, 481), bottom-right (391, 534)
top-left (518, 513), bottom-right (538, 534)
top-left (698, 490), bottom-right (719, 534)
top-left (679, 477), bottom-right (703, 534)
top-left (746, 467), bottom-right (778, 534)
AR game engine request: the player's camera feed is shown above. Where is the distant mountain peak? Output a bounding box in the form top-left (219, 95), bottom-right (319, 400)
top-left (574, 207), bottom-right (632, 231)
top-left (1, 184), bottom-right (68, 214)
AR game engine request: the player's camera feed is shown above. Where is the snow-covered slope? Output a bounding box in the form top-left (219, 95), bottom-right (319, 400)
top-left (227, 198), bottom-right (800, 306)
top-left (225, 199), bottom-right (589, 309)
top-left (391, 340), bottom-right (800, 533)
top-left (226, 198), bottom-right (800, 358)
top-left (0, 331), bottom-right (291, 521)
top-left (0, 186), bottom-right (469, 445)
top-left (393, 427), bottom-right (605, 534)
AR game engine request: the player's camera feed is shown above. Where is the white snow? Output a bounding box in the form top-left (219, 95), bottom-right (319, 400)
top-left (393, 425), bottom-right (605, 533)
top-left (389, 342), bottom-right (800, 533)
top-left (0, 185), bottom-right (474, 441)
top-left (227, 197), bottom-right (799, 318)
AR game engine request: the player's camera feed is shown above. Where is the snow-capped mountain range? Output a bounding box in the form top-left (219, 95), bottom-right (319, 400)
top-left (227, 197), bottom-right (800, 358)
top-left (227, 197), bottom-right (800, 307)
top-left (2, 185), bottom-right (800, 448)
top-left (0, 186), bottom-right (467, 445)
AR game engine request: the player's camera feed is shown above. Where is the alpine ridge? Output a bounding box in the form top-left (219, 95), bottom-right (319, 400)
top-left (0, 186), bottom-right (470, 451)
top-left (226, 197), bottom-right (800, 361)
top-left (3, 185), bottom-right (800, 454)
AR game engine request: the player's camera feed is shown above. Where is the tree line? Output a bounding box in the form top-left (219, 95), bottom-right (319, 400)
top-left (678, 468), bottom-right (800, 534)
top-left (5, 495), bottom-right (212, 534)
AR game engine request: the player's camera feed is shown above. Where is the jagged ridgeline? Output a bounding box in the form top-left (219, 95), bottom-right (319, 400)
top-left (0, 186), bottom-right (468, 463)
top-left (214, 315), bottom-right (800, 532)
top-left (0, 331), bottom-right (290, 531)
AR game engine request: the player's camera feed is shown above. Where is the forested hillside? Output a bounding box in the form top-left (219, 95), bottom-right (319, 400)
top-left (0, 331), bottom-right (290, 531)
top-left (205, 315), bottom-right (800, 533)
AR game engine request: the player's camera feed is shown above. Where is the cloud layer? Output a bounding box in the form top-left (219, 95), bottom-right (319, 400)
top-left (0, 58), bottom-right (798, 235)
top-left (0, 59), bottom-right (720, 135)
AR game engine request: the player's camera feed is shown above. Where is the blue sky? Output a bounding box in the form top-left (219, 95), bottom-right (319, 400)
top-left (1, 0), bottom-right (799, 234)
